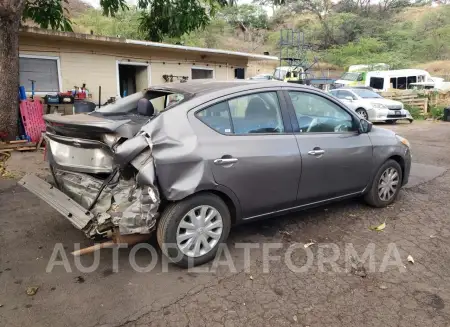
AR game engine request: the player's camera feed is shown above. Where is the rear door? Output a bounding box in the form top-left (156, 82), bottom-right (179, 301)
top-left (284, 89), bottom-right (373, 205)
top-left (192, 90), bottom-right (301, 219)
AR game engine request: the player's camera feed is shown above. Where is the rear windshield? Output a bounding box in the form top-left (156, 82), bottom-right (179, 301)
top-left (96, 90), bottom-right (185, 114)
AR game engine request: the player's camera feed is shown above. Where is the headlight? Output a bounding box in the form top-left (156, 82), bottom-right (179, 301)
top-left (372, 103), bottom-right (388, 109)
top-left (396, 135), bottom-right (410, 148)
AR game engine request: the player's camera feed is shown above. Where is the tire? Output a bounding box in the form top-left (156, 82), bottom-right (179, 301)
top-left (386, 120), bottom-right (397, 124)
top-left (408, 119), bottom-right (414, 124)
top-left (364, 159), bottom-right (403, 208)
top-left (355, 108), bottom-right (368, 120)
top-left (157, 193), bottom-right (231, 268)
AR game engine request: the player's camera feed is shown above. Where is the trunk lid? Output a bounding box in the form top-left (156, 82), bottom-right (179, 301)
top-left (45, 113), bottom-right (149, 140)
top-left (44, 112), bottom-right (152, 174)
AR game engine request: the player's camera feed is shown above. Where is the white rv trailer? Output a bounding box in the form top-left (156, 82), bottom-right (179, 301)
top-left (365, 69), bottom-right (431, 92)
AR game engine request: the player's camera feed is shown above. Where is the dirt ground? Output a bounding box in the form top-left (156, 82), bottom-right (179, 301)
top-left (1, 120), bottom-right (450, 327)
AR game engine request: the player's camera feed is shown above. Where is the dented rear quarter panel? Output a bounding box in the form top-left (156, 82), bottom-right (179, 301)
top-left (141, 98), bottom-right (243, 221)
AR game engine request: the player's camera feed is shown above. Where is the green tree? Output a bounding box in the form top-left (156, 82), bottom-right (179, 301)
top-left (0, 0), bottom-right (228, 139)
top-left (219, 4), bottom-right (269, 29)
top-left (72, 7), bottom-right (146, 40)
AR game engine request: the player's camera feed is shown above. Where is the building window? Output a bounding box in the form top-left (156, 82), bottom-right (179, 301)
top-left (19, 55), bottom-right (61, 93)
top-left (191, 67), bottom-right (214, 79)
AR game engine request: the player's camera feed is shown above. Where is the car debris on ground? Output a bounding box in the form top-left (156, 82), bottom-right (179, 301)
top-left (369, 221), bottom-right (386, 231)
top-left (304, 241), bottom-right (315, 248)
top-left (26, 286), bottom-right (39, 296)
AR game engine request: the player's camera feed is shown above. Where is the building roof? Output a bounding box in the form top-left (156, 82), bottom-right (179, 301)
top-left (19, 27), bottom-right (278, 62)
top-left (152, 80), bottom-right (277, 95)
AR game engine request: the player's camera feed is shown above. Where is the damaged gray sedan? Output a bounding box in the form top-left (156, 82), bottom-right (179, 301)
top-left (20, 81), bottom-right (411, 267)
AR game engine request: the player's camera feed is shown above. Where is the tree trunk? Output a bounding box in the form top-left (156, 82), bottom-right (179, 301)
top-left (0, 14), bottom-right (21, 140)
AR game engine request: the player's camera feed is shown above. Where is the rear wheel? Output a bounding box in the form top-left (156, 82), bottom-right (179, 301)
top-left (364, 159), bottom-right (403, 207)
top-left (157, 193), bottom-right (231, 268)
top-left (356, 108), bottom-right (369, 120)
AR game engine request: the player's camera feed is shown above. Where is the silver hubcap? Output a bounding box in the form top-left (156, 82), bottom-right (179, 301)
top-left (378, 167), bottom-right (399, 201)
top-left (176, 205), bottom-right (223, 258)
top-left (357, 110), bottom-right (367, 119)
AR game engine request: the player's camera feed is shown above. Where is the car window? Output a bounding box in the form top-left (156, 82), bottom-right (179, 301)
top-left (288, 91), bottom-right (355, 133)
top-left (196, 102), bottom-right (233, 134)
top-left (196, 92), bottom-right (285, 135)
top-left (336, 90), bottom-right (355, 100)
top-left (228, 92), bottom-right (284, 134)
top-left (369, 77), bottom-right (384, 90)
top-left (351, 89), bottom-right (381, 98)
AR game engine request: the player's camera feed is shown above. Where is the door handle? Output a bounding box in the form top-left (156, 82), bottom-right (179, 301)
top-left (308, 149), bottom-right (325, 156)
top-left (214, 158), bottom-right (238, 165)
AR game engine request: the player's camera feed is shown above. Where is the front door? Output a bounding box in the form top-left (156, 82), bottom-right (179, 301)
top-left (195, 91), bottom-right (301, 219)
top-left (285, 90), bottom-right (373, 205)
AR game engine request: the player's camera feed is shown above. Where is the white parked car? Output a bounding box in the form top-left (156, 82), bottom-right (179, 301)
top-left (330, 88), bottom-right (413, 123)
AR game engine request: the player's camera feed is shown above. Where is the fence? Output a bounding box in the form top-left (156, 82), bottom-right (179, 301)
top-left (380, 90), bottom-right (430, 114)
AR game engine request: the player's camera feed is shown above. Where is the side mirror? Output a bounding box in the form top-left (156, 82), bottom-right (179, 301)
top-left (359, 119), bottom-right (373, 133)
top-left (344, 96), bottom-right (354, 101)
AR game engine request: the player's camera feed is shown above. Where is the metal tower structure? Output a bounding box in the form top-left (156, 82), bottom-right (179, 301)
top-left (278, 29), bottom-right (335, 87)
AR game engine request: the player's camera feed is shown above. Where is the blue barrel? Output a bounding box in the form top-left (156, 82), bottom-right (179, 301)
top-left (19, 86), bottom-right (27, 100)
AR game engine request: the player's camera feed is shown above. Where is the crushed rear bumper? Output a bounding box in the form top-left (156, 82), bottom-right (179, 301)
top-left (18, 174), bottom-right (95, 232)
top-left (19, 131), bottom-right (161, 238)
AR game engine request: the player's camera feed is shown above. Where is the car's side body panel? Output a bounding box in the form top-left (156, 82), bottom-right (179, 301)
top-left (293, 132), bottom-right (373, 203)
top-left (281, 87), bottom-right (375, 204)
top-left (186, 87), bottom-right (302, 220)
top-left (18, 81), bottom-right (412, 236)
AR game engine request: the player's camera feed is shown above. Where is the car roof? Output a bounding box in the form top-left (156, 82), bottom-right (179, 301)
top-left (149, 80), bottom-right (312, 98)
top-left (332, 87), bottom-right (374, 92)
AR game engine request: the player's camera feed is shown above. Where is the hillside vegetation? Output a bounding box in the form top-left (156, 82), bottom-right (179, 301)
top-left (70, 2), bottom-right (450, 76)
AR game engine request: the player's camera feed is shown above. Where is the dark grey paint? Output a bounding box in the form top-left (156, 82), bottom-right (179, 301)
top-left (142, 82), bottom-right (411, 222)
top-left (41, 81), bottom-right (412, 227)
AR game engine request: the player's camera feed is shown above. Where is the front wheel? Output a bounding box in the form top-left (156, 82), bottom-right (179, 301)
top-left (364, 159), bottom-right (403, 207)
top-left (157, 193), bottom-right (231, 268)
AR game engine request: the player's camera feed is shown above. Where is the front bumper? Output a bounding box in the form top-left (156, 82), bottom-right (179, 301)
top-left (402, 147), bottom-right (412, 186)
top-left (369, 108), bottom-right (413, 122)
